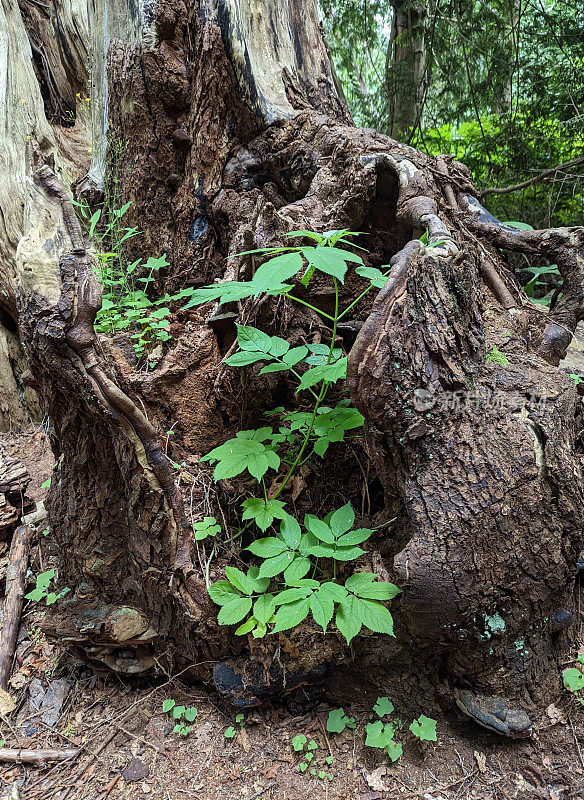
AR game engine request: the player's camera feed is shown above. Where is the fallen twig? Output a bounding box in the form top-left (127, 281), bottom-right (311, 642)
top-left (249, 781), bottom-right (276, 800)
top-left (0, 526), bottom-right (32, 690)
top-left (0, 747), bottom-right (78, 767)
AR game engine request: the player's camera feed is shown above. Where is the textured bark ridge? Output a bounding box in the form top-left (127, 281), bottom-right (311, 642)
top-left (4, 0), bottom-right (584, 727)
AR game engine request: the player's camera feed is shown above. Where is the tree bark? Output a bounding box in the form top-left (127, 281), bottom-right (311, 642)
top-left (385, 1), bottom-right (428, 140)
top-left (2, 0), bottom-right (584, 731)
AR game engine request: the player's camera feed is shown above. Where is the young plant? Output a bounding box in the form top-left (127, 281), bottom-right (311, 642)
top-left (326, 708), bottom-right (356, 733)
top-left (224, 712), bottom-right (245, 738)
top-left (409, 714), bottom-right (438, 741)
top-left (364, 698), bottom-right (437, 762)
top-left (193, 516), bottom-right (221, 542)
top-left (563, 654), bottom-right (584, 705)
top-left (73, 191), bottom-right (196, 362)
top-left (25, 570), bottom-right (70, 605)
top-left (191, 232), bottom-right (399, 644)
top-left (162, 698), bottom-right (197, 736)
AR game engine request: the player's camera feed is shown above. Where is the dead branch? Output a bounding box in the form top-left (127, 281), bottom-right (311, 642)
top-left (0, 526), bottom-right (32, 690)
top-left (479, 156), bottom-right (584, 198)
top-left (0, 746), bottom-right (78, 767)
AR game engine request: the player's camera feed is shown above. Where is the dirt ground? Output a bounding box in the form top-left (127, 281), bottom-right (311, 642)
top-left (1, 426), bottom-right (584, 800)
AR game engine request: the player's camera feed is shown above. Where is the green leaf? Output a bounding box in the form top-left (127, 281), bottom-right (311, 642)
top-left (386, 739), bottom-right (403, 761)
top-left (225, 566), bottom-right (253, 595)
top-left (310, 590), bottom-right (335, 633)
top-left (326, 708), bottom-right (353, 733)
top-left (280, 516), bottom-right (302, 549)
top-left (356, 598), bottom-right (395, 636)
top-left (224, 351), bottom-right (266, 367)
top-left (247, 537), bottom-right (288, 558)
top-left (234, 617), bottom-right (257, 636)
top-left (330, 503), bottom-right (355, 536)
top-left (162, 699), bottom-right (175, 713)
top-left (259, 362), bottom-right (290, 374)
top-left (88, 208), bottom-right (101, 237)
top-left (292, 733), bottom-right (307, 751)
top-left (193, 516), bottom-right (221, 541)
top-left (202, 437), bottom-right (278, 482)
top-left (217, 597), bottom-right (253, 626)
top-left (299, 762), bottom-right (308, 772)
top-left (563, 667), bottom-right (584, 692)
top-left (373, 697), bottom-right (394, 717)
top-left (208, 579), bottom-right (241, 605)
top-left (241, 498), bottom-right (289, 532)
top-left (172, 705), bottom-right (186, 719)
top-left (332, 546), bottom-right (367, 561)
top-left (283, 557), bottom-right (311, 583)
top-left (355, 265), bottom-right (388, 288)
top-left (304, 515), bottom-right (335, 543)
top-left (258, 550), bottom-right (296, 579)
top-left (236, 325), bottom-right (272, 353)
top-left (336, 596), bottom-right (362, 644)
top-left (248, 567), bottom-right (271, 592)
top-left (283, 346), bottom-right (308, 366)
top-left (344, 572), bottom-right (376, 592)
top-left (271, 598), bottom-right (310, 633)
top-left (336, 528), bottom-right (373, 546)
top-left (297, 359), bottom-right (347, 392)
top-left (37, 570), bottom-right (55, 589)
top-left (224, 726), bottom-right (236, 738)
top-left (253, 593), bottom-right (277, 624)
top-left (353, 582), bottom-right (401, 601)
top-left (301, 247), bottom-right (362, 283)
top-left (503, 220), bottom-right (535, 231)
top-left (269, 336), bottom-right (290, 357)
top-left (273, 587), bottom-right (313, 606)
top-left (318, 582), bottom-right (348, 603)
top-left (364, 720), bottom-right (394, 748)
top-left (307, 543), bottom-right (336, 558)
top-left (25, 588), bottom-right (45, 602)
top-left (409, 715), bottom-right (437, 741)
top-left (184, 708), bottom-right (198, 722)
top-left (285, 230), bottom-right (325, 244)
top-left (250, 251), bottom-right (304, 293)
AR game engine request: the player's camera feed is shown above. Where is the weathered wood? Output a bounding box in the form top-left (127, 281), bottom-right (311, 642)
top-left (0, 747), bottom-right (78, 767)
top-left (2, 0), bottom-right (584, 731)
top-left (0, 526), bottom-right (32, 690)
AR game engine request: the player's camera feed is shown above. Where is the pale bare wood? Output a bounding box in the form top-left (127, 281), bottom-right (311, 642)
top-left (0, 526), bottom-right (32, 690)
top-left (0, 746), bottom-right (78, 767)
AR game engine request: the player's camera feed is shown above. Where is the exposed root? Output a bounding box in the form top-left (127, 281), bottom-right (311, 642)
top-left (34, 166), bottom-right (204, 605)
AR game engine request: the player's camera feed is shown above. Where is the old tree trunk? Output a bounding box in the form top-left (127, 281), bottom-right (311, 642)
top-left (3, 0), bottom-right (584, 733)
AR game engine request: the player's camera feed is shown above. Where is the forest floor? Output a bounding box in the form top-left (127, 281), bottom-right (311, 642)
top-left (1, 427), bottom-right (583, 800)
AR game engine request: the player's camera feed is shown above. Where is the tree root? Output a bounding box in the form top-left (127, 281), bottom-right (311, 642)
top-left (34, 166), bottom-right (204, 606)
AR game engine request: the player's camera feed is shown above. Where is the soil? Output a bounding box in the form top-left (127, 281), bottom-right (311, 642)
top-left (1, 426), bottom-right (584, 800)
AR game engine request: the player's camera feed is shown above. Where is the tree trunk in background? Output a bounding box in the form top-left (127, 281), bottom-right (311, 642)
top-left (3, 0), bottom-right (584, 731)
top-left (386, 0), bottom-right (428, 140)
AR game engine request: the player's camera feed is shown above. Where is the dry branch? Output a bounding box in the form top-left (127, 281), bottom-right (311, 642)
top-left (0, 747), bottom-right (78, 767)
top-left (479, 156), bottom-right (584, 198)
top-left (0, 525), bottom-right (32, 690)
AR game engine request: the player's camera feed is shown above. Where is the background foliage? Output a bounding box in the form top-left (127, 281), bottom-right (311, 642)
top-left (321, 0), bottom-right (584, 228)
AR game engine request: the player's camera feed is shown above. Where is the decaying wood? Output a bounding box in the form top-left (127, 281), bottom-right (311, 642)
top-left (0, 526), bottom-right (32, 690)
top-left (0, 746), bottom-right (78, 767)
top-left (2, 0), bottom-right (584, 731)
